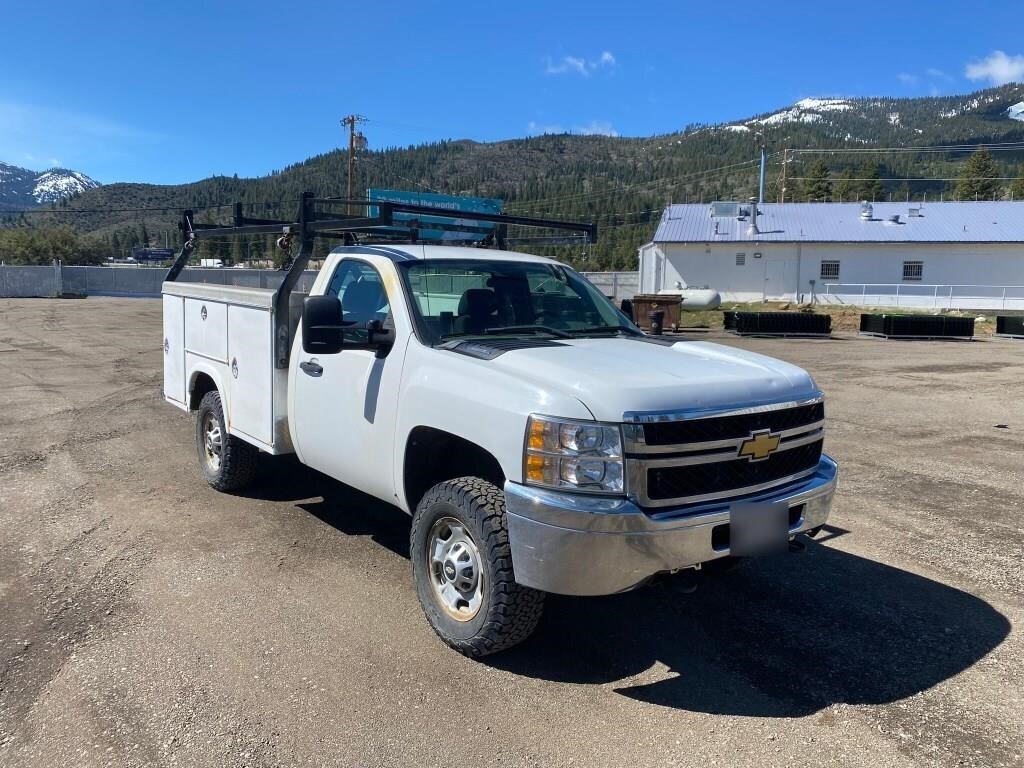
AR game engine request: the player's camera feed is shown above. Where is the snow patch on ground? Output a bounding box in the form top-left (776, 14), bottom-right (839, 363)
top-left (794, 98), bottom-right (851, 112)
top-left (1008, 101), bottom-right (1024, 121)
top-left (724, 124), bottom-right (750, 132)
top-left (888, 112), bottom-right (901, 126)
top-left (751, 108), bottom-right (823, 126)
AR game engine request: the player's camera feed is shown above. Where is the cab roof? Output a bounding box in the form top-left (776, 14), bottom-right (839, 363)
top-left (330, 244), bottom-right (561, 265)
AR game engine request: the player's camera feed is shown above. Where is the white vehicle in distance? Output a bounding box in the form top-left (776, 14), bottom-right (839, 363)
top-left (161, 199), bottom-right (837, 656)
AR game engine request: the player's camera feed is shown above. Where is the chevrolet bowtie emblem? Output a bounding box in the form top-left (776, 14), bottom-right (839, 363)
top-left (738, 430), bottom-right (781, 462)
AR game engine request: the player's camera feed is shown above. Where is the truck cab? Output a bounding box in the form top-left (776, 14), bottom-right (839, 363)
top-left (163, 204), bottom-right (836, 657)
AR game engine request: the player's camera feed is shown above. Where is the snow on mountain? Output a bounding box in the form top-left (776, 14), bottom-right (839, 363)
top-left (793, 98), bottom-right (852, 112)
top-left (32, 169), bottom-right (101, 203)
top-left (703, 86), bottom-right (1024, 138)
top-left (747, 97), bottom-right (851, 126)
top-left (0, 162), bottom-right (101, 210)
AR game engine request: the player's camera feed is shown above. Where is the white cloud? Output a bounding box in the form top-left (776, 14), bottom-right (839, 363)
top-left (0, 100), bottom-right (163, 180)
top-left (926, 67), bottom-right (953, 81)
top-left (544, 51), bottom-right (617, 77)
top-left (545, 55), bottom-right (587, 76)
top-left (897, 72), bottom-right (918, 85)
top-left (965, 50), bottom-right (1024, 86)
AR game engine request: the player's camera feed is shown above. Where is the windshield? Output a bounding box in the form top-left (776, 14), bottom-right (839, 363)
top-left (398, 259), bottom-right (639, 345)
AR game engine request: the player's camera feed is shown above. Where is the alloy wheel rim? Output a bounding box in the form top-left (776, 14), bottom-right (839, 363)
top-left (427, 516), bottom-right (484, 621)
top-left (202, 412), bottom-right (223, 471)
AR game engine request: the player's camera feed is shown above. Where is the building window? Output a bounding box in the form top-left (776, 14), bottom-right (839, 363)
top-left (820, 260), bottom-right (840, 281)
top-left (902, 261), bottom-right (924, 281)
top-left (735, 253), bottom-right (746, 266)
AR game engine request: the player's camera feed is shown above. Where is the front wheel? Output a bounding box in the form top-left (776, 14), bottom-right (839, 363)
top-left (411, 477), bottom-right (545, 657)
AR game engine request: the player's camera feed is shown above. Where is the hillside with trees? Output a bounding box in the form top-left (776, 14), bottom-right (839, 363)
top-left (3, 84), bottom-right (1024, 269)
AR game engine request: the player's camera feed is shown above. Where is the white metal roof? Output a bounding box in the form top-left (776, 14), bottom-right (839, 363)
top-left (651, 201), bottom-right (1024, 244)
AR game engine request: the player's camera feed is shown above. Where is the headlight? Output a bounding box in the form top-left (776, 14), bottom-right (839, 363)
top-left (524, 415), bottom-right (624, 493)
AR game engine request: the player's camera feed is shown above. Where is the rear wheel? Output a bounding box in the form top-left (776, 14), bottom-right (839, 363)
top-left (411, 477), bottom-right (545, 657)
top-left (195, 390), bottom-right (259, 492)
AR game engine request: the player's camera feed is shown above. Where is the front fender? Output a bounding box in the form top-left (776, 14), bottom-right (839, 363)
top-left (393, 341), bottom-right (593, 511)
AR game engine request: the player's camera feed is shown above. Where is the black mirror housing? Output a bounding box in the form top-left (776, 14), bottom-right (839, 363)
top-left (302, 295), bottom-right (344, 354)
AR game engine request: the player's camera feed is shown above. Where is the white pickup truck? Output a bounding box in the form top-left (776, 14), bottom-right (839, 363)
top-left (163, 208), bottom-right (836, 657)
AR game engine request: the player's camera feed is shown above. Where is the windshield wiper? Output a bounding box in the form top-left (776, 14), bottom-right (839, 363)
top-left (568, 326), bottom-right (642, 337)
top-left (482, 325), bottom-right (573, 339)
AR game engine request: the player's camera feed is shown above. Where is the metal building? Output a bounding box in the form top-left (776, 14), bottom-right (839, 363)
top-left (638, 201), bottom-right (1024, 310)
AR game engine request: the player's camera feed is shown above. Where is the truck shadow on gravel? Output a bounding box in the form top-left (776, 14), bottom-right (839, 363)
top-left (488, 540), bottom-right (1011, 717)
top-left (243, 461), bottom-right (1010, 718)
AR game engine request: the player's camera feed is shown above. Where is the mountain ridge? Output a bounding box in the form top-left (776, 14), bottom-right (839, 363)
top-left (5, 83), bottom-right (1024, 269)
top-left (0, 162), bottom-right (101, 210)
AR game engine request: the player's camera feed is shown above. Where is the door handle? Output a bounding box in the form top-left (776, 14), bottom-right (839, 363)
top-left (299, 360), bottom-right (323, 377)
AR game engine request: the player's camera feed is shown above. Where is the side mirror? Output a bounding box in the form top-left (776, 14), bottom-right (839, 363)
top-left (302, 295), bottom-right (344, 355)
top-left (620, 298), bottom-right (635, 322)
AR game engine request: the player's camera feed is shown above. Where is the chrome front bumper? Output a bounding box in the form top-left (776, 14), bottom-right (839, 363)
top-left (504, 455), bottom-right (838, 596)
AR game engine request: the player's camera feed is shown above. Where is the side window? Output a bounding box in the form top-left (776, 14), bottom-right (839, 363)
top-left (902, 261), bottom-right (923, 282)
top-left (325, 260), bottom-right (391, 343)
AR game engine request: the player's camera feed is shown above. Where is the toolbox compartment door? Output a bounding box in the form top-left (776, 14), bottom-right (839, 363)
top-left (226, 304), bottom-right (273, 446)
top-left (184, 297), bottom-right (228, 362)
top-left (162, 294), bottom-right (186, 404)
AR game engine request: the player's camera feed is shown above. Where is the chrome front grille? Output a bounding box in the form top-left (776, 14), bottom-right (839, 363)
top-left (623, 396), bottom-right (825, 508)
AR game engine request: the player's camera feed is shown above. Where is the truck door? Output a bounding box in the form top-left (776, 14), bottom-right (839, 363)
top-left (291, 258), bottom-right (402, 503)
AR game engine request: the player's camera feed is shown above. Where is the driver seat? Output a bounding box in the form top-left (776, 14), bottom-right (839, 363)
top-left (453, 288), bottom-right (499, 335)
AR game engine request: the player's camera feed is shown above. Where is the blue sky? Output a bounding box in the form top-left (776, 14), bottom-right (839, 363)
top-left (2, 0), bottom-right (1022, 185)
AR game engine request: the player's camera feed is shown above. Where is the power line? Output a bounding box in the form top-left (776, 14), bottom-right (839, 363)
top-left (788, 176), bottom-right (1021, 181)
top-left (790, 141), bottom-right (1024, 155)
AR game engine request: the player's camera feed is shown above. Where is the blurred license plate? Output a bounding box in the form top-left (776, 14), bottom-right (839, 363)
top-left (730, 501), bottom-right (788, 555)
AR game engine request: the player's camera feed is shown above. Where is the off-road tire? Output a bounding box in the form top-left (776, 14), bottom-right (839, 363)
top-left (411, 477), bottom-right (545, 657)
top-left (195, 390), bottom-right (259, 492)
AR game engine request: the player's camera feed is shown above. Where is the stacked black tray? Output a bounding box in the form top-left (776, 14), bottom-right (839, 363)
top-left (723, 311), bottom-right (832, 337)
top-left (859, 313), bottom-right (974, 339)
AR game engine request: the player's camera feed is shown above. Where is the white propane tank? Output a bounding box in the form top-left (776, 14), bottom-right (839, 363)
top-left (656, 287), bottom-right (722, 311)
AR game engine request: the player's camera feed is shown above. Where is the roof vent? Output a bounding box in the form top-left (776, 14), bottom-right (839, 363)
top-left (746, 197), bottom-right (759, 237)
top-left (908, 207), bottom-right (923, 217)
top-left (888, 214), bottom-right (901, 224)
top-left (860, 201), bottom-right (873, 220)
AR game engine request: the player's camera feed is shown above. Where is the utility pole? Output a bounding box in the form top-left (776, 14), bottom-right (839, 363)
top-left (755, 132), bottom-right (767, 204)
top-left (340, 114), bottom-right (368, 211)
top-left (780, 147), bottom-right (789, 204)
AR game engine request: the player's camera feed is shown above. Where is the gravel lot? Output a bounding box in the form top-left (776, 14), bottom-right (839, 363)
top-left (1, 297), bottom-right (1021, 768)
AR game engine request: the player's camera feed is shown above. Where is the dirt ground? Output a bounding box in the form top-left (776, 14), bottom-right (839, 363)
top-left (1, 297), bottom-right (1022, 768)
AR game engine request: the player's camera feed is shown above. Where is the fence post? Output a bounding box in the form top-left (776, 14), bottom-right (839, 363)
top-left (53, 259), bottom-right (63, 297)
top-left (1, 264), bottom-right (6, 298)
top-left (1003, 287), bottom-right (1007, 310)
top-left (862, 284), bottom-right (866, 304)
top-left (933, 285), bottom-right (938, 310)
top-left (896, 284), bottom-right (901, 307)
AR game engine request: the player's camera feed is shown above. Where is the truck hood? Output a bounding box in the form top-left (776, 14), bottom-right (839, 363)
top-left (484, 338), bottom-right (817, 422)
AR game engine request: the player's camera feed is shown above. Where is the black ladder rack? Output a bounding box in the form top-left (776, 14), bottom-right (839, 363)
top-left (164, 192), bottom-right (597, 369)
